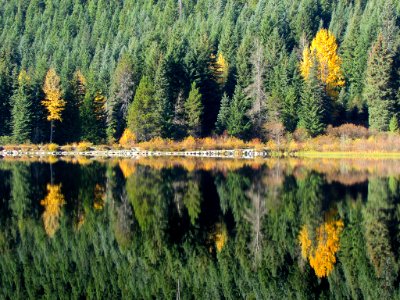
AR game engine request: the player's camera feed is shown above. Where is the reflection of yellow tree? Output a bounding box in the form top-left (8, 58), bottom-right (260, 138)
top-left (299, 214), bottom-right (344, 278)
top-left (118, 160), bottom-right (136, 178)
top-left (213, 222), bottom-right (228, 253)
top-left (93, 184), bottom-right (106, 210)
top-left (40, 184), bottom-right (65, 237)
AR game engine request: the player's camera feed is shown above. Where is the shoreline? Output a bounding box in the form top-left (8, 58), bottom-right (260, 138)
top-left (2, 148), bottom-right (400, 159)
top-left (0, 149), bottom-right (269, 159)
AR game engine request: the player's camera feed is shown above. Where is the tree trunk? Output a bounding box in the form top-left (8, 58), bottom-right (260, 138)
top-left (50, 120), bottom-right (53, 143)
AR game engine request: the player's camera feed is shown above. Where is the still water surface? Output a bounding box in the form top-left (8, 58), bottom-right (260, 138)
top-left (1, 157), bottom-right (400, 299)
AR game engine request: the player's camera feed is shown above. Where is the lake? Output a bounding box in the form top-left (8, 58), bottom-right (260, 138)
top-left (1, 156), bottom-right (400, 299)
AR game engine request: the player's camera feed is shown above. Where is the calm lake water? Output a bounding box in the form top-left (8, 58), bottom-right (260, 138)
top-left (1, 156), bottom-right (400, 299)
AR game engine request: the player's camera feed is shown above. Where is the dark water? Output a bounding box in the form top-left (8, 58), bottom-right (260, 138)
top-left (1, 157), bottom-right (400, 299)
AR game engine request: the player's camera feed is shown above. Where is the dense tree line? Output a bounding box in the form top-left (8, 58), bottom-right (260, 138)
top-left (0, 0), bottom-right (399, 144)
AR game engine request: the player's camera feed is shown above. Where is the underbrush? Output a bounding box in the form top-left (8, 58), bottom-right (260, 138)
top-left (3, 124), bottom-right (400, 154)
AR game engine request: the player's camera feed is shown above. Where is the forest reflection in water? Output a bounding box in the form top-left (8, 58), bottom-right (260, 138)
top-left (1, 157), bottom-right (400, 299)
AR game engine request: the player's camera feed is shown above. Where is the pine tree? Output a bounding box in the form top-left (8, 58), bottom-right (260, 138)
top-left (11, 70), bottom-right (33, 143)
top-left (226, 85), bottom-right (251, 138)
top-left (363, 34), bottom-right (395, 132)
top-left (154, 58), bottom-right (173, 138)
top-left (80, 94), bottom-right (99, 143)
top-left (0, 53), bottom-right (14, 137)
top-left (299, 64), bottom-right (326, 137)
top-left (389, 115), bottom-right (399, 133)
top-left (127, 76), bottom-right (159, 141)
top-left (282, 86), bottom-right (299, 132)
top-left (184, 82), bottom-right (203, 137)
top-left (215, 93), bottom-right (231, 134)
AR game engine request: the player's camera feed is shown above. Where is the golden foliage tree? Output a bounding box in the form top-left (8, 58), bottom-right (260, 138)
top-left (40, 184), bottom-right (65, 237)
top-left (210, 52), bottom-right (229, 86)
top-left (300, 29), bottom-right (345, 97)
top-left (299, 214), bottom-right (344, 278)
top-left (41, 68), bottom-right (66, 142)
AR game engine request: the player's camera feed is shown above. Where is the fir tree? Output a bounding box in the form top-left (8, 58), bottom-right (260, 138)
top-left (226, 85), bottom-right (251, 138)
top-left (0, 53), bottom-right (14, 137)
top-left (363, 34), bottom-right (395, 132)
top-left (282, 86), bottom-right (299, 132)
top-left (11, 70), bottom-right (33, 143)
top-left (184, 82), bottom-right (203, 137)
top-left (299, 64), bottom-right (326, 137)
top-left (154, 58), bottom-right (173, 138)
top-left (127, 76), bottom-right (159, 142)
top-left (215, 93), bottom-right (231, 134)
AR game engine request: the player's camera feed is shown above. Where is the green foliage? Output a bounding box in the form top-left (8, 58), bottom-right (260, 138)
top-left (389, 115), bottom-right (399, 133)
top-left (0, 0), bottom-right (399, 143)
top-left (184, 82), bottom-right (203, 137)
top-left (1, 159), bottom-right (400, 298)
top-left (226, 86), bottom-right (251, 138)
top-left (299, 64), bottom-right (326, 137)
top-left (128, 76), bottom-right (160, 142)
top-left (364, 34), bottom-right (396, 131)
top-left (215, 93), bottom-right (230, 134)
top-left (11, 72), bottom-right (33, 143)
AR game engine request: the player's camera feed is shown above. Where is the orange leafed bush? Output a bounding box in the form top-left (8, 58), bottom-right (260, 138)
top-left (119, 129), bottom-right (136, 147)
top-left (180, 136), bottom-right (197, 150)
top-left (326, 124), bottom-right (369, 139)
top-left (44, 143), bottom-right (59, 152)
top-left (76, 141), bottom-right (93, 152)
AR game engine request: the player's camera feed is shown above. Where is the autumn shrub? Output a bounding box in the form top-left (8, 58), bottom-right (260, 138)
top-left (2, 144), bottom-right (19, 151)
top-left (247, 138), bottom-right (265, 151)
top-left (19, 144), bottom-right (39, 151)
top-left (293, 127), bottom-right (310, 142)
top-left (76, 141), bottom-right (93, 152)
top-left (180, 136), bottom-right (197, 150)
top-left (138, 137), bottom-right (167, 151)
top-left (96, 144), bottom-right (111, 151)
top-left (201, 137), bottom-right (217, 150)
top-left (60, 144), bottom-right (74, 152)
top-left (326, 124), bottom-right (369, 139)
top-left (222, 137), bottom-right (246, 149)
top-left (44, 143), bottom-right (59, 152)
top-left (119, 129), bottom-right (136, 148)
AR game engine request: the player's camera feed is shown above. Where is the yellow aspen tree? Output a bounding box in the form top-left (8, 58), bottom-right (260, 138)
top-left (216, 52), bottom-right (229, 85)
top-left (40, 184), bottom-right (65, 237)
top-left (300, 29), bottom-right (345, 97)
top-left (41, 68), bottom-right (66, 142)
top-left (210, 52), bottom-right (229, 86)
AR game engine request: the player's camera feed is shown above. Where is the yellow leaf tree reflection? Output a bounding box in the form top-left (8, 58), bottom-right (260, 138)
top-left (212, 222), bottom-right (228, 253)
top-left (40, 184), bottom-right (65, 237)
top-left (299, 212), bottom-right (344, 278)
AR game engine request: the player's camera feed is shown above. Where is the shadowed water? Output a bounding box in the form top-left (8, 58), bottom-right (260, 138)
top-left (1, 157), bottom-right (400, 299)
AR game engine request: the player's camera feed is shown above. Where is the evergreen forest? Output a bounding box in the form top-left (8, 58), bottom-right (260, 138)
top-left (0, 0), bottom-right (400, 145)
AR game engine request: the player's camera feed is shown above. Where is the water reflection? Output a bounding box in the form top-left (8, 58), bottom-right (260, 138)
top-left (1, 157), bottom-right (400, 298)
